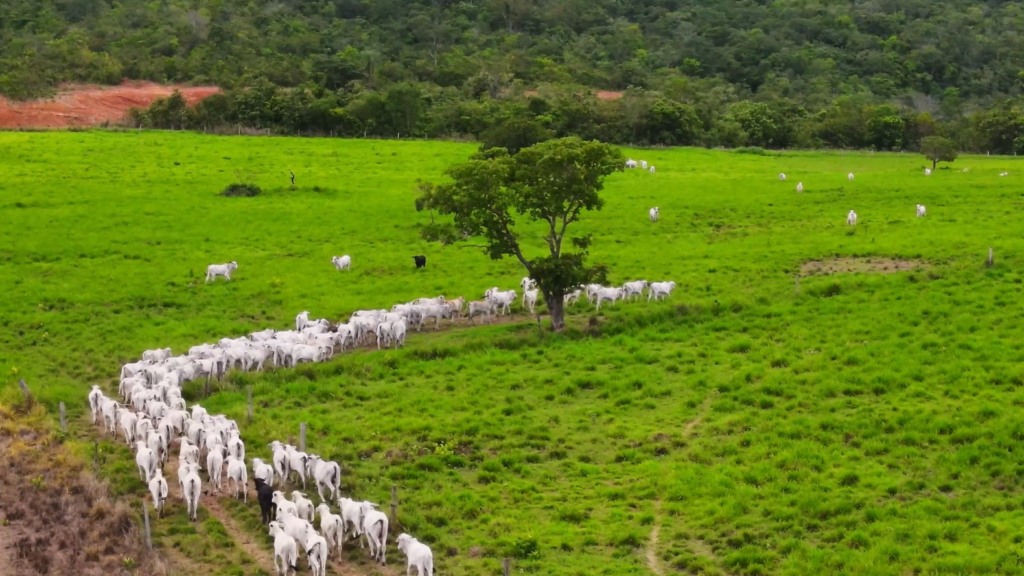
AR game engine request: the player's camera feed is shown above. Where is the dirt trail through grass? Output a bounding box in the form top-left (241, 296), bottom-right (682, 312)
top-left (162, 447), bottom-right (400, 576)
top-left (163, 452), bottom-right (278, 573)
top-left (676, 394), bottom-right (735, 576)
top-left (644, 502), bottom-right (665, 576)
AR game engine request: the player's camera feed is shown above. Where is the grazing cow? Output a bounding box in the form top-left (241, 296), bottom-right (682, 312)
top-left (205, 261), bottom-right (238, 282)
top-left (924, 168), bottom-right (932, 176)
top-left (847, 172), bottom-right (855, 181)
top-left (332, 255), bottom-right (351, 271)
top-left (846, 210), bottom-right (858, 226)
top-left (916, 204), bottom-right (927, 218)
top-left (625, 159), bottom-right (638, 169)
top-left (649, 207), bottom-right (659, 222)
top-left (413, 255), bottom-right (427, 269)
top-left (795, 182), bottom-right (804, 193)
top-left (649, 165), bottom-right (656, 174)
top-left (778, 172), bottom-right (786, 181)
top-left (640, 160), bottom-right (648, 170)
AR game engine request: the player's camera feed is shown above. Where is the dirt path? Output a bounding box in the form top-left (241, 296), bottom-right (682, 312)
top-left (163, 452), bottom-right (278, 574)
top-left (644, 503), bottom-right (664, 576)
top-left (673, 395), bottom-right (735, 575)
top-left (683, 393), bottom-right (716, 438)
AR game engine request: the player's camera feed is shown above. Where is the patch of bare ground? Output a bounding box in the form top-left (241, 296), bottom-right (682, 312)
top-left (0, 405), bottom-right (167, 575)
top-left (800, 257), bottom-right (927, 276)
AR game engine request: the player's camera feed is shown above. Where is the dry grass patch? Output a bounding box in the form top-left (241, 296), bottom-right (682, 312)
top-left (800, 257), bottom-right (928, 276)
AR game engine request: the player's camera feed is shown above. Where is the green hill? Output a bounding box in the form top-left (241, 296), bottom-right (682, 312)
top-left (5, 1), bottom-right (1024, 149)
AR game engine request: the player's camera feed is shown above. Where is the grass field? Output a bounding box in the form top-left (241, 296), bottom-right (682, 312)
top-left (4, 131), bottom-right (1024, 575)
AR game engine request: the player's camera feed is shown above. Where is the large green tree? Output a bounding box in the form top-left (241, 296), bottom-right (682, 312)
top-left (416, 137), bottom-right (623, 331)
top-left (920, 135), bottom-right (958, 170)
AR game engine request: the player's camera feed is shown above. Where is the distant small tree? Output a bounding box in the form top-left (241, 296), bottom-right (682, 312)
top-left (920, 135), bottom-right (958, 170)
top-left (416, 137), bottom-right (623, 331)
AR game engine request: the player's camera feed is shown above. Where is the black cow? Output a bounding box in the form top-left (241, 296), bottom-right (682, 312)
top-left (413, 255), bottom-right (427, 269)
top-left (254, 477), bottom-right (274, 525)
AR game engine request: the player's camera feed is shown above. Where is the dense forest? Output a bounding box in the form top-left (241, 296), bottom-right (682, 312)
top-left (5, 0), bottom-right (1024, 151)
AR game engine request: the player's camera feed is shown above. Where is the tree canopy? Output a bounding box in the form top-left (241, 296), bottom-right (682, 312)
top-left (920, 136), bottom-right (959, 170)
top-left (416, 137), bottom-right (622, 330)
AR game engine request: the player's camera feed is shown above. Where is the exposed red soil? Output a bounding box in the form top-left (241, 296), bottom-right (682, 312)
top-left (0, 81), bottom-right (221, 129)
top-left (522, 89), bottom-right (624, 101)
top-left (594, 90), bottom-right (624, 101)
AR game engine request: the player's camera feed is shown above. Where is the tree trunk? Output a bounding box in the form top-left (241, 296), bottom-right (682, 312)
top-left (548, 292), bottom-right (565, 331)
top-left (932, 158), bottom-right (938, 170)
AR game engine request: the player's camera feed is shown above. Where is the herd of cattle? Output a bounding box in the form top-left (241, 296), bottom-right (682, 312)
top-left (88, 273), bottom-right (677, 575)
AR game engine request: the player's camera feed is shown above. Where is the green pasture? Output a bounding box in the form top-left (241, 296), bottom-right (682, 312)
top-left (3, 131), bottom-right (1024, 575)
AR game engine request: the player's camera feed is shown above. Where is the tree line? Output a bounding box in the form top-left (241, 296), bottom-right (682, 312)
top-left (134, 82), bottom-right (1024, 155)
top-left (7, 0), bottom-right (1024, 152)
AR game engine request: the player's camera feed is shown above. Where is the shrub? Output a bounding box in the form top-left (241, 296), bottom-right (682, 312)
top-left (220, 183), bottom-right (262, 197)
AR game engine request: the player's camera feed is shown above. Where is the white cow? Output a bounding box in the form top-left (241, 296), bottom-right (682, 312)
top-left (795, 182), bottom-right (804, 193)
top-left (649, 207), bottom-right (659, 222)
top-left (924, 168), bottom-right (932, 176)
top-left (649, 165), bottom-right (656, 174)
top-left (625, 159), bottom-right (638, 169)
top-left (307, 456), bottom-right (342, 503)
top-left (594, 287), bottom-right (624, 310)
top-left (396, 533), bottom-right (434, 576)
top-left (268, 521), bottom-right (299, 576)
top-left (332, 255), bottom-right (352, 271)
top-left (640, 160), bottom-right (648, 170)
top-left (847, 172), bottom-right (855, 181)
top-left (467, 300), bottom-right (496, 324)
top-left (183, 465), bottom-right (202, 521)
top-left (520, 277), bottom-right (537, 292)
top-left (846, 210), bottom-right (858, 226)
top-left (149, 470), bottom-right (169, 518)
top-left (622, 280), bottom-right (648, 301)
top-left (361, 504), bottom-right (389, 565)
top-left (778, 172), bottom-right (786, 181)
top-left (205, 261), bottom-right (238, 282)
top-left (486, 290), bottom-right (516, 315)
top-left (648, 281), bottom-right (677, 301)
top-left (916, 204), bottom-right (927, 218)
top-left (522, 289), bottom-right (539, 314)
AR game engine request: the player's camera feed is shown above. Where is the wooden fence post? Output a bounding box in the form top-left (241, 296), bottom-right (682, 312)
top-left (59, 402), bottom-right (66, 433)
top-left (503, 557), bottom-right (511, 576)
top-left (246, 386), bottom-right (253, 424)
top-left (390, 485), bottom-right (399, 527)
top-left (142, 501), bottom-right (153, 550)
top-left (299, 422), bottom-right (307, 453)
top-left (987, 247), bottom-right (995, 268)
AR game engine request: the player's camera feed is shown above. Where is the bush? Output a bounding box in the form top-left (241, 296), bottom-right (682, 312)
top-left (220, 183), bottom-right (262, 197)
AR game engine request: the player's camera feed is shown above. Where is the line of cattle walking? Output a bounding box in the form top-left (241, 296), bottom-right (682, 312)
top-left (86, 275), bottom-right (678, 575)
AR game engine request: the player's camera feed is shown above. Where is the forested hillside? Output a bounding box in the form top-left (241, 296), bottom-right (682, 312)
top-left (4, 0), bottom-right (1024, 151)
